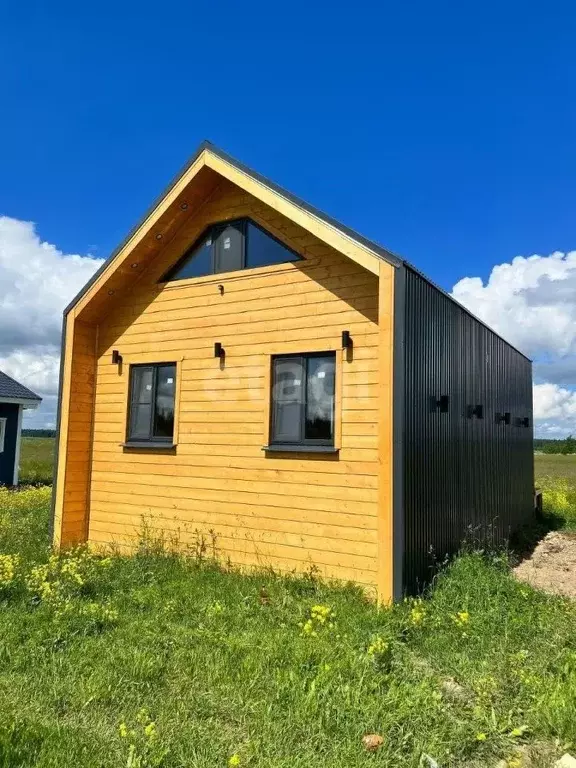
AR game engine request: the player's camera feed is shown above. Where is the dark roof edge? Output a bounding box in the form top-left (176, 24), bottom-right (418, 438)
top-left (63, 141), bottom-right (214, 317)
top-left (63, 140), bottom-right (404, 317)
top-left (0, 370), bottom-right (42, 401)
top-left (203, 142), bottom-right (403, 269)
top-left (402, 262), bottom-right (533, 363)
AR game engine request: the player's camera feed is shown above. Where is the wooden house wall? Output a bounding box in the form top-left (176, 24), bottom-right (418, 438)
top-left (66, 179), bottom-right (394, 591)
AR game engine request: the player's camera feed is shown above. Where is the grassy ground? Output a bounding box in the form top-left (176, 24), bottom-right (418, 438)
top-left (19, 437), bottom-right (54, 486)
top-left (535, 454), bottom-right (576, 530)
top-left (535, 454), bottom-right (576, 483)
top-left (1, 488), bottom-right (576, 767)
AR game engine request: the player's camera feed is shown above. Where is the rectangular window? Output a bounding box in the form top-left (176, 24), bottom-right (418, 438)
top-left (270, 353), bottom-right (336, 447)
top-left (0, 418), bottom-right (6, 453)
top-left (127, 363), bottom-right (176, 444)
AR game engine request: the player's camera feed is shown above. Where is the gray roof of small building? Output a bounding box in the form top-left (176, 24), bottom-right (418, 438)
top-left (0, 371), bottom-right (42, 402)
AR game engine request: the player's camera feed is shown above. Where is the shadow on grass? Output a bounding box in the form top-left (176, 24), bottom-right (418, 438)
top-left (18, 476), bottom-right (53, 487)
top-left (410, 509), bottom-right (568, 596)
top-left (508, 510), bottom-right (567, 565)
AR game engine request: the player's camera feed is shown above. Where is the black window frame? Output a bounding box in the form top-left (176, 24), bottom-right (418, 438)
top-left (269, 351), bottom-right (336, 449)
top-left (126, 362), bottom-right (177, 445)
top-left (160, 217), bottom-right (301, 282)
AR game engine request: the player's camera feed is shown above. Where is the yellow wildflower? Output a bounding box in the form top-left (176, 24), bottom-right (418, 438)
top-left (451, 611), bottom-right (470, 627)
top-left (144, 721), bottom-right (157, 740)
top-left (229, 754), bottom-right (241, 767)
top-left (206, 600), bottom-right (224, 616)
top-left (300, 605), bottom-right (334, 636)
top-left (0, 554), bottom-right (19, 588)
top-left (310, 605), bottom-right (333, 623)
top-left (367, 636), bottom-right (389, 657)
top-left (410, 606), bottom-right (426, 625)
top-left (136, 707), bottom-right (149, 725)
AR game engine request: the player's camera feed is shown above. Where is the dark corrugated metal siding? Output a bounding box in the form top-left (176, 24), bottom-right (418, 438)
top-left (402, 266), bottom-right (534, 593)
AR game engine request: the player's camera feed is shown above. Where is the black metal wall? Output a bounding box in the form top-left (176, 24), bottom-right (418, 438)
top-left (401, 266), bottom-right (534, 593)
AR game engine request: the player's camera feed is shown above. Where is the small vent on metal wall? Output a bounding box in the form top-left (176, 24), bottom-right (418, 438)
top-left (516, 417), bottom-right (530, 428)
top-left (496, 412), bottom-right (511, 425)
top-left (467, 404), bottom-right (484, 419)
top-left (431, 395), bottom-right (450, 413)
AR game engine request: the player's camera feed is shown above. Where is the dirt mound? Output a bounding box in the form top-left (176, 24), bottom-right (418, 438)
top-left (514, 531), bottom-right (576, 598)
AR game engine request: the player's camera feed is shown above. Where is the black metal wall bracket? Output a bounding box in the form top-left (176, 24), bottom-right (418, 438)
top-left (341, 330), bottom-right (353, 349)
top-left (516, 416), bottom-right (530, 428)
top-left (495, 412), bottom-right (511, 425)
top-left (431, 395), bottom-right (450, 413)
top-left (467, 404), bottom-right (484, 419)
top-left (214, 342), bottom-right (225, 358)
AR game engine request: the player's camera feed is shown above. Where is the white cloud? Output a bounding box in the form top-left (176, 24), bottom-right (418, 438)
top-left (452, 251), bottom-right (576, 361)
top-left (0, 348), bottom-right (61, 396)
top-left (533, 384), bottom-right (576, 437)
top-left (0, 216), bottom-right (103, 428)
top-left (452, 251), bottom-right (576, 437)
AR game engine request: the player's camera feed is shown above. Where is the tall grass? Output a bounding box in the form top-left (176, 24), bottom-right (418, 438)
top-left (18, 437), bottom-right (54, 486)
top-left (0, 487), bottom-right (575, 767)
top-left (538, 476), bottom-right (576, 530)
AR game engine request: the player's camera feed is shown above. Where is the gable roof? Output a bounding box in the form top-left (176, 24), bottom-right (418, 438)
top-left (65, 141), bottom-right (402, 319)
top-left (64, 140), bottom-right (530, 362)
top-left (0, 371), bottom-right (42, 403)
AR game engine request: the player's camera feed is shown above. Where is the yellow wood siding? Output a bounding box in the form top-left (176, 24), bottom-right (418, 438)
top-left (53, 317), bottom-right (97, 547)
top-left (57, 178), bottom-right (395, 595)
top-left (377, 267), bottom-right (395, 602)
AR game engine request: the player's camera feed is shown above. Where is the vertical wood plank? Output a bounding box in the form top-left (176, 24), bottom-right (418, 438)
top-left (53, 316), bottom-right (98, 547)
top-left (377, 264), bottom-right (395, 602)
top-left (335, 350), bottom-right (344, 450)
top-left (52, 312), bottom-right (75, 548)
top-left (262, 355), bottom-right (272, 446)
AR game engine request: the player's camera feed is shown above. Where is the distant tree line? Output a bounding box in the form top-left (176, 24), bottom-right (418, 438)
top-left (534, 436), bottom-right (576, 454)
top-left (22, 429), bottom-right (56, 438)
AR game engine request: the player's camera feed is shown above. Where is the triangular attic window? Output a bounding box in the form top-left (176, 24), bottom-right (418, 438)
top-left (162, 218), bottom-right (301, 282)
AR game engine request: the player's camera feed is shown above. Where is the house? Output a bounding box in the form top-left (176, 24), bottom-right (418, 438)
top-left (0, 371), bottom-right (41, 486)
top-left (51, 142), bottom-right (534, 600)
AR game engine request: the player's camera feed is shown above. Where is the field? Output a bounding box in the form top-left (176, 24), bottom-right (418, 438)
top-left (0, 444), bottom-right (574, 766)
top-left (19, 437), bottom-right (54, 486)
top-left (535, 454), bottom-right (576, 530)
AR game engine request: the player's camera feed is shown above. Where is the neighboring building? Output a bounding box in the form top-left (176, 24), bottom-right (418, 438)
top-left (51, 142), bottom-right (534, 600)
top-left (0, 371), bottom-right (42, 486)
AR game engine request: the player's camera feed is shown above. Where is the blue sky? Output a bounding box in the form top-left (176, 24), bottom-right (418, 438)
top-left (1, 0), bottom-right (576, 433)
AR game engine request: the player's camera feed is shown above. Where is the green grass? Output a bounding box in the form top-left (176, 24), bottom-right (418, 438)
top-left (535, 454), bottom-right (576, 530)
top-left (535, 453), bottom-right (576, 483)
top-left (19, 437), bottom-right (54, 486)
top-left (0, 488), bottom-right (576, 767)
